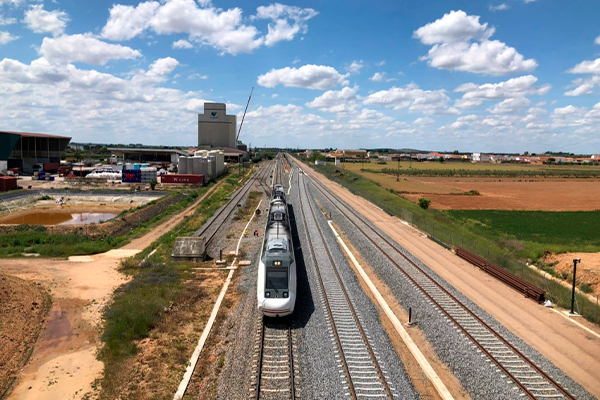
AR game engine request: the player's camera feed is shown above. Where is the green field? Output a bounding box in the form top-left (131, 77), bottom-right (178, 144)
top-left (447, 210), bottom-right (600, 260)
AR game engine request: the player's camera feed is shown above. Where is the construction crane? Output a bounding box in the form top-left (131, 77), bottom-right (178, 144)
top-left (236, 87), bottom-right (253, 143)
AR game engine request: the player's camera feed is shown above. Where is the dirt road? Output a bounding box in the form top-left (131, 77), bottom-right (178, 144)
top-left (0, 182), bottom-right (222, 400)
top-left (305, 162), bottom-right (600, 399)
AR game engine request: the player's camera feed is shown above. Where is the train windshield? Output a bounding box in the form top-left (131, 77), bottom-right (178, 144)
top-left (266, 269), bottom-right (288, 290)
top-left (267, 239), bottom-right (288, 252)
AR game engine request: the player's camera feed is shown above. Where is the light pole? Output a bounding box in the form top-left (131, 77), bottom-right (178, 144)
top-left (570, 258), bottom-right (581, 314)
top-left (396, 157), bottom-right (400, 181)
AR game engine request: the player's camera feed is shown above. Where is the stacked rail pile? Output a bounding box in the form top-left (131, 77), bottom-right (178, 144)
top-left (454, 247), bottom-right (545, 302)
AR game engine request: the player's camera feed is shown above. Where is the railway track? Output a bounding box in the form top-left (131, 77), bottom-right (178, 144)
top-left (252, 316), bottom-right (296, 399)
top-left (297, 172), bottom-right (395, 400)
top-left (194, 161), bottom-right (273, 252)
top-left (297, 160), bottom-right (574, 400)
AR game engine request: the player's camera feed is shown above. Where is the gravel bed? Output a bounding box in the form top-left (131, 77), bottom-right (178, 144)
top-left (310, 180), bottom-right (595, 400)
top-left (302, 177), bottom-right (419, 400)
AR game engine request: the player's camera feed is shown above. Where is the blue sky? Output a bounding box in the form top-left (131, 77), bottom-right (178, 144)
top-left (1, 0), bottom-right (600, 153)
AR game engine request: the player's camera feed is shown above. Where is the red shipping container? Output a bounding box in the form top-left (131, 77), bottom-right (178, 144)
top-left (43, 163), bottom-right (60, 172)
top-left (160, 174), bottom-right (204, 184)
top-left (0, 176), bottom-right (18, 192)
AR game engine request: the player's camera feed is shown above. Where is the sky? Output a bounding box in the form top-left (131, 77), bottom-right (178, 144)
top-left (1, 0), bottom-right (600, 153)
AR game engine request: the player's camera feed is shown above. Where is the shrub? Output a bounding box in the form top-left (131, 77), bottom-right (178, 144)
top-left (418, 197), bottom-right (431, 209)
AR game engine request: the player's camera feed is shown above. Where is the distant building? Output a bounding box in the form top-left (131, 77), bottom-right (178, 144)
top-left (0, 130), bottom-right (71, 173)
top-left (108, 147), bottom-right (187, 164)
top-left (198, 103), bottom-right (237, 149)
top-left (472, 153), bottom-right (490, 163)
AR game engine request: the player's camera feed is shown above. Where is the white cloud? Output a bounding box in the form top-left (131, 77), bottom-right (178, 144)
top-left (306, 86), bottom-right (359, 113)
top-left (346, 60), bottom-right (363, 74)
top-left (23, 4), bottom-right (69, 36)
top-left (364, 83), bottom-right (459, 115)
top-left (0, 55), bottom-right (225, 144)
top-left (188, 73), bottom-right (208, 80)
top-left (100, 0), bottom-right (316, 55)
top-left (489, 3), bottom-right (510, 11)
top-left (40, 34), bottom-right (142, 65)
top-left (0, 15), bottom-right (17, 25)
top-left (292, 57), bottom-right (300, 64)
top-left (565, 54), bottom-right (600, 95)
top-left (524, 0), bottom-right (537, 3)
top-left (172, 39), bottom-right (193, 49)
top-left (454, 75), bottom-right (550, 108)
top-left (101, 1), bottom-right (159, 41)
top-left (413, 10), bottom-right (494, 44)
top-left (595, 35), bottom-right (600, 46)
top-left (376, 60), bottom-right (385, 66)
top-left (487, 97), bottom-right (530, 114)
top-left (271, 93), bottom-right (278, 98)
top-left (0, 30), bottom-right (18, 44)
top-left (568, 58), bottom-right (600, 75)
top-left (414, 10), bottom-right (536, 76)
top-left (413, 117), bottom-right (434, 126)
top-left (369, 72), bottom-right (385, 82)
top-left (254, 4), bottom-right (318, 47)
top-left (257, 64), bottom-right (349, 90)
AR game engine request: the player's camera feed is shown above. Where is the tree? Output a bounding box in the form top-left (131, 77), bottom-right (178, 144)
top-left (418, 197), bottom-right (431, 209)
top-left (453, 150), bottom-right (459, 155)
top-left (438, 156), bottom-right (445, 163)
top-left (149, 179), bottom-right (158, 190)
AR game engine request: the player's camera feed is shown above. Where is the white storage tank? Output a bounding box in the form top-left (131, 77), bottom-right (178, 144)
top-left (179, 156), bottom-right (188, 174)
top-left (208, 155), bottom-right (216, 178)
top-left (192, 156), bottom-right (201, 175)
top-left (187, 157), bottom-right (194, 175)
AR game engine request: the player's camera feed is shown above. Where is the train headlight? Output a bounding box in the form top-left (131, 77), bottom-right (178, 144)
top-left (265, 292), bottom-right (271, 298)
top-left (283, 291), bottom-right (288, 298)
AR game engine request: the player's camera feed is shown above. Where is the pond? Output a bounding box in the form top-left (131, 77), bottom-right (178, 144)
top-left (0, 211), bottom-right (117, 225)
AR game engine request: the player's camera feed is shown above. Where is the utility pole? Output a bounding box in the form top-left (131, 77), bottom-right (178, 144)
top-left (570, 258), bottom-right (581, 314)
top-left (397, 157), bottom-right (400, 181)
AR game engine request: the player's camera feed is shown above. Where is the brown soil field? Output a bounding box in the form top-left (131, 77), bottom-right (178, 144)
top-left (398, 177), bottom-right (600, 210)
top-left (0, 274), bottom-right (49, 398)
top-left (543, 252), bottom-right (600, 297)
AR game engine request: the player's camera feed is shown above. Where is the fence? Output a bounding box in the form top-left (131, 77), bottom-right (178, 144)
top-left (308, 160), bottom-right (600, 325)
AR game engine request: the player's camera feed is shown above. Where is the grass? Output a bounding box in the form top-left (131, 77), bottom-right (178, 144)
top-left (98, 169), bottom-right (250, 398)
top-left (0, 189), bottom-right (206, 258)
top-left (303, 158), bottom-right (600, 325)
top-left (341, 160), bottom-right (600, 172)
top-left (447, 210), bottom-right (600, 260)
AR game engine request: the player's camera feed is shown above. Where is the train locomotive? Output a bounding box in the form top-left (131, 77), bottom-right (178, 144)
top-left (257, 183), bottom-right (297, 317)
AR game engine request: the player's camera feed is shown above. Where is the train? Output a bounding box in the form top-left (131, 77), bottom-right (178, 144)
top-left (257, 183), bottom-right (297, 317)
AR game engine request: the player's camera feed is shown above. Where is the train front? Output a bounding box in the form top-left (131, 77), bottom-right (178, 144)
top-left (257, 240), bottom-right (296, 317)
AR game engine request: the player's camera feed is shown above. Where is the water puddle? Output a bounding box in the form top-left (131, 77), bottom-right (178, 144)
top-left (0, 212), bottom-right (116, 225)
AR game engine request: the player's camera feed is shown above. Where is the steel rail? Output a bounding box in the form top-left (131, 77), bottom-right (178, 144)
top-left (296, 173), bottom-right (357, 400)
top-left (300, 175), bottom-right (394, 400)
top-left (254, 316), bottom-right (296, 400)
top-left (197, 161), bottom-right (272, 248)
top-left (300, 164), bottom-right (574, 400)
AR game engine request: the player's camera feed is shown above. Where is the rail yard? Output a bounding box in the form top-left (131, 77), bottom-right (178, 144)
top-left (1, 154), bottom-right (599, 400)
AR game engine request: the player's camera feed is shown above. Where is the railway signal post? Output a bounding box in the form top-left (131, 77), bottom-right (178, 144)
top-left (570, 258), bottom-right (581, 314)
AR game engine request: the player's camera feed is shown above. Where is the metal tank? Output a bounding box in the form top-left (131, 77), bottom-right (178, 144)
top-left (178, 156), bottom-right (187, 174)
top-left (186, 157), bottom-right (194, 175)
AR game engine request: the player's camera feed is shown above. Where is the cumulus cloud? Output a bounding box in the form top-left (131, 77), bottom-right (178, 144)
top-left (172, 39), bottom-right (193, 49)
top-left (305, 86), bottom-right (359, 113)
top-left (369, 72), bottom-right (385, 82)
top-left (489, 3), bottom-right (510, 11)
top-left (23, 4), bottom-right (69, 36)
top-left (565, 52), bottom-right (600, 96)
top-left (100, 0), bottom-right (316, 55)
top-left (254, 3), bottom-right (318, 46)
top-left (596, 35), bottom-right (600, 45)
top-left (188, 72), bottom-right (208, 80)
top-left (454, 75), bottom-right (550, 108)
top-left (487, 97), bottom-right (531, 114)
top-left (257, 64), bottom-right (349, 90)
top-left (414, 10), bottom-right (537, 76)
top-left (40, 34), bottom-right (142, 65)
top-left (0, 15), bottom-right (17, 25)
top-left (0, 30), bottom-right (18, 44)
top-left (376, 60), bottom-right (386, 66)
top-left (346, 60), bottom-right (363, 74)
top-left (363, 83), bottom-right (459, 115)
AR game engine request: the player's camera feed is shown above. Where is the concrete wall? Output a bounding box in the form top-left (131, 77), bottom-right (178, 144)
top-left (198, 103), bottom-right (236, 149)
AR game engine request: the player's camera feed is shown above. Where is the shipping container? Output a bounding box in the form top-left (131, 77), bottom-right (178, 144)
top-left (43, 163), bottom-right (60, 172)
top-left (0, 176), bottom-right (18, 192)
top-left (122, 169), bottom-right (142, 183)
top-left (160, 174), bottom-right (204, 184)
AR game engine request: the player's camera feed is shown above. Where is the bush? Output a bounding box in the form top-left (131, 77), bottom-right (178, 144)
top-left (418, 197), bottom-right (431, 209)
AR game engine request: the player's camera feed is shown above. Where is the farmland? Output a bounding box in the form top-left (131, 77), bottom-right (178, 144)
top-left (333, 162), bottom-right (600, 211)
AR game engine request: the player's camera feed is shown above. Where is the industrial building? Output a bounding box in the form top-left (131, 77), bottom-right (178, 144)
top-left (0, 130), bottom-right (71, 173)
top-left (198, 103), bottom-right (237, 150)
top-left (108, 147), bottom-right (187, 164)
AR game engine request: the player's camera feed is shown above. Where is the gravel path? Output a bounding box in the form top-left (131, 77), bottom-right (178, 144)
top-left (308, 175), bottom-right (595, 400)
